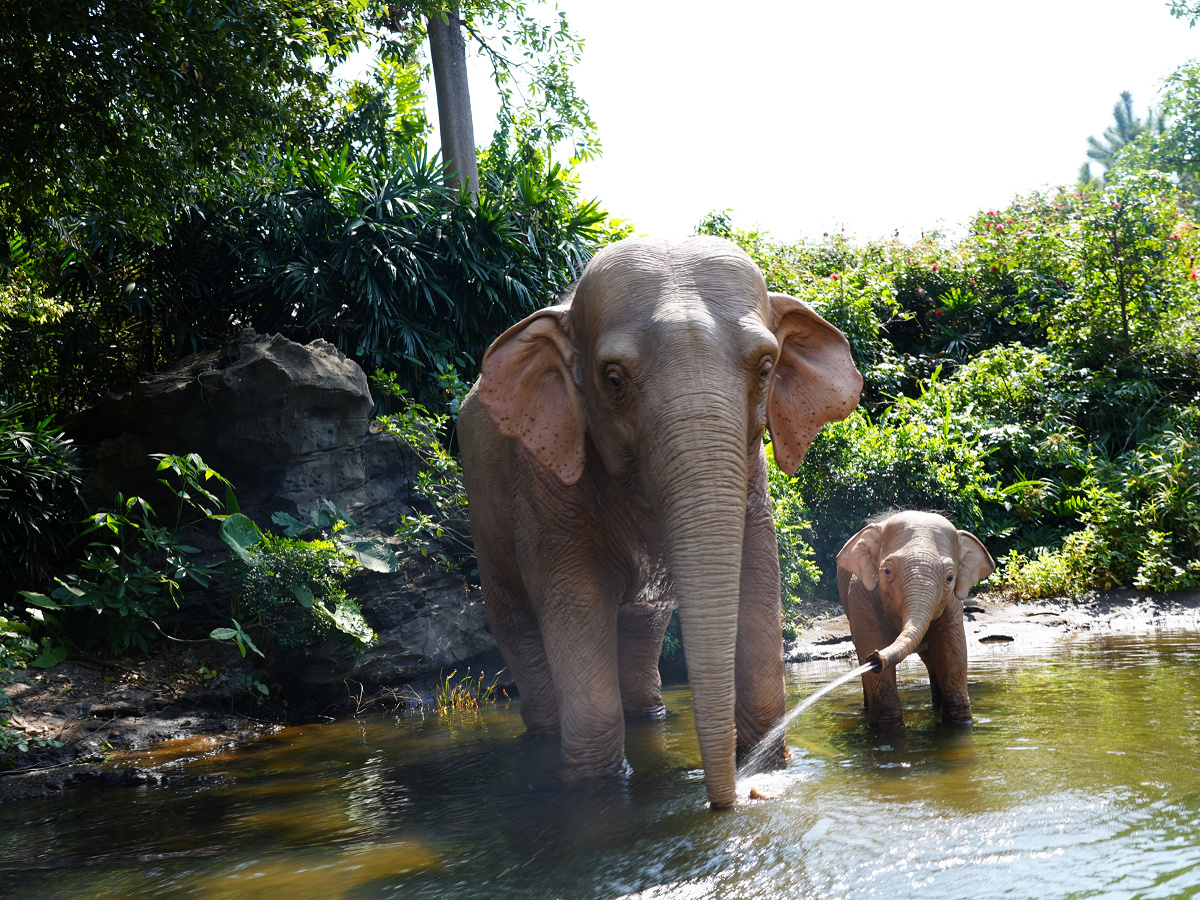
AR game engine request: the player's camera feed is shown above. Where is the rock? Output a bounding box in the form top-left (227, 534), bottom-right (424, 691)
top-left (67, 329), bottom-right (496, 693)
top-left (351, 549), bottom-right (495, 685)
top-left (70, 328), bottom-right (420, 526)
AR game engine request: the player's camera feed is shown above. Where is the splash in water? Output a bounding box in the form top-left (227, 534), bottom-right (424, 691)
top-left (737, 660), bottom-right (878, 780)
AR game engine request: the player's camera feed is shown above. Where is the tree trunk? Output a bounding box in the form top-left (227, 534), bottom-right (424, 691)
top-left (427, 5), bottom-right (479, 203)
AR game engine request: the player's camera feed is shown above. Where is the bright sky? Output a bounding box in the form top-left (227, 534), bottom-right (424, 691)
top-left (429, 0), bottom-right (1200, 242)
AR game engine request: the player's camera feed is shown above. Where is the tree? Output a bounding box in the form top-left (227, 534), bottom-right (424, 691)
top-left (1085, 91), bottom-right (1165, 175)
top-left (0, 0), bottom-right (378, 240)
top-left (426, 4), bottom-right (480, 200)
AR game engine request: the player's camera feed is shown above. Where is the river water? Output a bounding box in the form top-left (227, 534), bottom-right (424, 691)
top-left (3, 631), bottom-right (1199, 899)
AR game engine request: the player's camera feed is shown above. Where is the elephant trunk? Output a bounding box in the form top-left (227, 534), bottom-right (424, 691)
top-left (867, 567), bottom-right (940, 673)
top-left (651, 399), bottom-right (749, 810)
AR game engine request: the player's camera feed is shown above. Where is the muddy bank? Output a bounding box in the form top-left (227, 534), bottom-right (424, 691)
top-left (4, 589), bottom-right (1199, 802)
top-left (0, 640), bottom-right (508, 802)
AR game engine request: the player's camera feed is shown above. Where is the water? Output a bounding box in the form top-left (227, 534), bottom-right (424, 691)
top-left (3, 631), bottom-right (1200, 899)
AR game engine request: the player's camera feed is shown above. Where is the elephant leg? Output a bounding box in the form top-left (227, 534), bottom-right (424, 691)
top-left (734, 456), bottom-right (787, 761)
top-left (919, 600), bottom-right (971, 723)
top-left (479, 569), bottom-right (560, 734)
top-left (926, 663), bottom-right (943, 708)
top-left (844, 587), bottom-right (904, 728)
top-left (537, 583), bottom-right (630, 781)
top-left (617, 601), bottom-right (671, 719)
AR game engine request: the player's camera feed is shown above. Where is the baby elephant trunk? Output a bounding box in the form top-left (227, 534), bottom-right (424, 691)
top-left (867, 571), bottom-right (940, 673)
top-left (866, 619), bottom-right (927, 672)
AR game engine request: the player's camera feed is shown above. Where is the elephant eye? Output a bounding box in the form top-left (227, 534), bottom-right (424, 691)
top-left (604, 365), bottom-right (627, 394)
top-left (759, 361), bottom-right (773, 379)
top-left (945, 572), bottom-right (956, 585)
top-left (882, 565), bottom-right (893, 578)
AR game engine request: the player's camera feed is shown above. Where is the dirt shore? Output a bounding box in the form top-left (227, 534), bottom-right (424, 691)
top-left (3, 588), bottom-right (1199, 801)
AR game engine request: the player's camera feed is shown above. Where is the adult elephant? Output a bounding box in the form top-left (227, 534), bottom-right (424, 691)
top-left (458, 236), bottom-right (862, 808)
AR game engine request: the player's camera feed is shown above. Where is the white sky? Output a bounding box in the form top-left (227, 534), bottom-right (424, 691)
top-left (422, 0), bottom-right (1200, 242)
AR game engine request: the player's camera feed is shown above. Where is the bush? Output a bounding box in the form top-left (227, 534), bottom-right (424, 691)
top-left (998, 411), bottom-right (1200, 597)
top-left (24, 144), bottom-right (615, 417)
top-left (780, 410), bottom-right (996, 591)
top-left (766, 454), bottom-right (822, 623)
top-left (227, 529), bottom-right (374, 659)
top-left (19, 453), bottom-right (232, 655)
top-left (0, 402), bottom-right (82, 606)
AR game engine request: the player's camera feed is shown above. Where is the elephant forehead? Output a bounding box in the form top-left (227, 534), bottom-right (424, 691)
top-left (579, 237), bottom-right (768, 323)
top-left (881, 512), bottom-right (958, 550)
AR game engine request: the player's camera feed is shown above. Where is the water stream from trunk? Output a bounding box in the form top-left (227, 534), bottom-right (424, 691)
top-left (737, 661), bottom-right (877, 779)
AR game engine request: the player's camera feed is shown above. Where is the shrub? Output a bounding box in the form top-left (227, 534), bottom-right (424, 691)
top-left (782, 410), bottom-right (997, 591)
top-left (766, 454), bottom-right (822, 624)
top-left (0, 402), bottom-right (82, 605)
top-left (226, 529), bottom-right (374, 658)
top-left (20, 453), bottom-right (230, 655)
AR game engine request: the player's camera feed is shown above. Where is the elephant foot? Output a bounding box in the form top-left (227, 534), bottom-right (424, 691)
top-left (560, 756), bottom-right (634, 785)
top-left (941, 706), bottom-right (972, 725)
top-left (868, 714), bottom-right (906, 731)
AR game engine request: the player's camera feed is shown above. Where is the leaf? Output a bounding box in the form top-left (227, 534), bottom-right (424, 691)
top-left (291, 583), bottom-right (315, 607)
top-left (219, 513), bottom-right (264, 562)
top-left (338, 538), bottom-right (399, 573)
top-left (209, 627), bottom-right (238, 640)
top-left (20, 591), bottom-right (61, 610)
top-left (271, 510), bottom-right (311, 537)
top-left (31, 642), bottom-right (69, 668)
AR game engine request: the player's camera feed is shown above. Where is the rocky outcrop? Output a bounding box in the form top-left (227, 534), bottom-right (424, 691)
top-left (351, 551), bottom-right (494, 685)
top-left (68, 330), bottom-right (495, 690)
top-left (72, 328), bottom-right (419, 526)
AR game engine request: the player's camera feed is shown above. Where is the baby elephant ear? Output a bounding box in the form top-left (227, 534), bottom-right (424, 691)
top-left (477, 304), bottom-right (587, 484)
top-left (836, 523), bottom-right (884, 592)
top-left (767, 293), bottom-right (863, 475)
top-left (955, 530), bottom-right (996, 601)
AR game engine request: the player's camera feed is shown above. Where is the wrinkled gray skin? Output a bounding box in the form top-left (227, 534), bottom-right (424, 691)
top-left (458, 236), bottom-right (862, 808)
top-left (837, 511), bottom-right (996, 728)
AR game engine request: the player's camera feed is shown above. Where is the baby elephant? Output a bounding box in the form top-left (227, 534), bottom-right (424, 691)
top-left (836, 511), bottom-right (996, 728)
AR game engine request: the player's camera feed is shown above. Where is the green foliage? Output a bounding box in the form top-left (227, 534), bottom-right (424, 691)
top-left (0, 401), bottom-right (82, 605)
top-left (221, 518), bottom-right (376, 658)
top-left (766, 454), bottom-right (823, 622)
top-left (434, 667), bottom-right (506, 714)
top-left (713, 170), bottom-right (1200, 602)
top-left (0, 0), bottom-right (380, 237)
top-left (22, 143), bottom-right (609, 417)
top-left (372, 368), bottom-right (472, 569)
top-left (19, 453), bottom-right (231, 654)
top-left (269, 500), bottom-right (399, 575)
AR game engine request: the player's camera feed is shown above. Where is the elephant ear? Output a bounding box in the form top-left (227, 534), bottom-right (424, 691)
top-left (766, 293), bottom-right (863, 475)
top-left (477, 304), bottom-right (587, 485)
top-left (955, 530), bottom-right (996, 602)
top-left (836, 523), bottom-right (883, 592)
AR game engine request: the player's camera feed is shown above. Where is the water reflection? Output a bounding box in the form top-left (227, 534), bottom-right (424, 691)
top-left (1, 632), bottom-right (1198, 899)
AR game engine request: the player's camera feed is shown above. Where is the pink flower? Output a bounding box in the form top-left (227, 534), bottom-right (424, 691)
top-left (830, 273), bottom-right (839, 280)
top-left (934, 309), bottom-right (943, 316)
top-left (932, 264), bottom-right (939, 272)
top-left (1191, 270), bottom-right (1198, 280)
